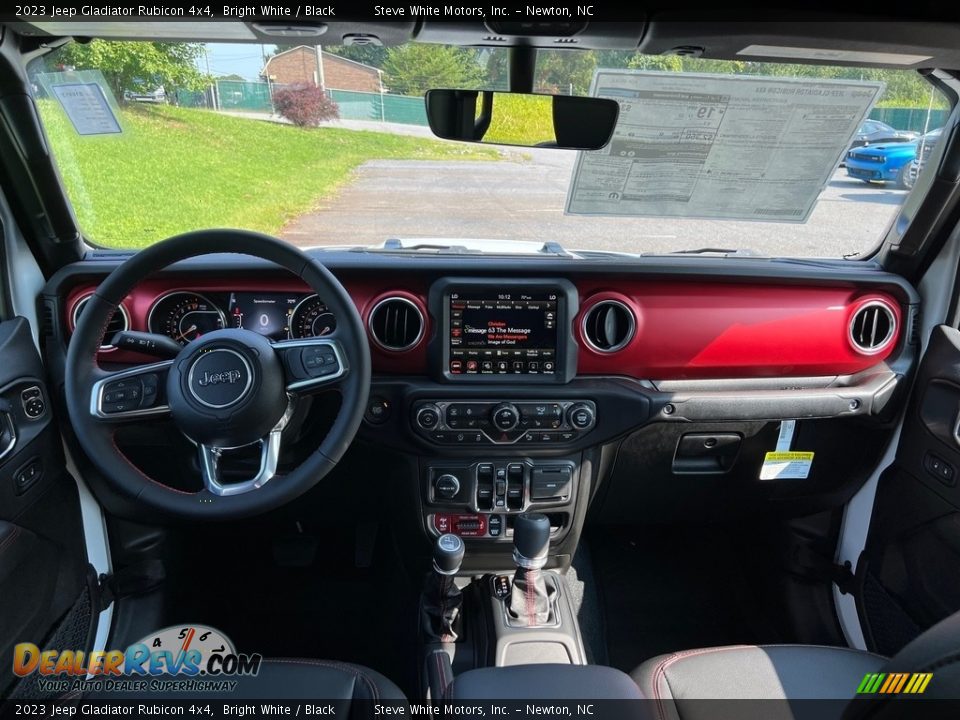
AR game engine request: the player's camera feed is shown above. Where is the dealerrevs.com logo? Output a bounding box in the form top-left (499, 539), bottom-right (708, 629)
top-left (13, 625), bottom-right (261, 694)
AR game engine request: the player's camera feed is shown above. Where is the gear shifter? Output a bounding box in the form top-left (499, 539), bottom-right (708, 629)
top-left (509, 512), bottom-right (554, 626)
top-left (421, 533), bottom-right (465, 642)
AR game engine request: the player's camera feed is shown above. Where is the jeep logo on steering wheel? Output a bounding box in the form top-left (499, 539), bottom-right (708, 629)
top-left (197, 369), bottom-right (243, 386)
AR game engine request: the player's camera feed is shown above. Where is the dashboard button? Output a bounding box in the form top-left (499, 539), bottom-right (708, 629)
top-left (365, 397), bottom-right (390, 425)
top-left (568, 403), bottom-right (596, 430)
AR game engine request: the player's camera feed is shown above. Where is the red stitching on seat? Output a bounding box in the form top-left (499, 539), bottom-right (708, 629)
top-left (649, 645), bottom-right (753, 720)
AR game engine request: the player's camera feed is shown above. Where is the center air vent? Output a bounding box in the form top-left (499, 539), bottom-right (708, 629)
top-left (368, 297), bottom-right (424, 351)
top-left (72, 295), bottom-right (129, 350)
top-left (583, 300), bottom-right (636, 353)
top-left (849, 301), bottom-right (896, 354)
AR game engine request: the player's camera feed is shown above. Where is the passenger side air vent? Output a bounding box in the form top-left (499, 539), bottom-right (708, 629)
top-left (72, 295), bottom-right (129, 350)
top-left (368, 297), bottom-right (424, 351)
top-left (583, 300), bottom-right (636, 353)
top-left (849, 301), bottom-right (896, 354)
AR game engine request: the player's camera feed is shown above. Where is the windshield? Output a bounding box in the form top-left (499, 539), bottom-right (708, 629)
top-left (31, 42), bottom-right (951, 257)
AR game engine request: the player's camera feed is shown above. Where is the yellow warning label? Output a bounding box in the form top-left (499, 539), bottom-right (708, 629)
top-left (764, 451), bottom-right (815, 462)
top-left (760, 451), bottom-right (815, 480)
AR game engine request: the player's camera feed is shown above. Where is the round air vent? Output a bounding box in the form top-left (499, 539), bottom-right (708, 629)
top-left (849, 301), bottom-right (896, 355)
top-left (368, 296), bottom-right (424, 352)
top-left (72, 295), bottom-right (130, 351)
top-left (582, 300), bottom-right (636, 353)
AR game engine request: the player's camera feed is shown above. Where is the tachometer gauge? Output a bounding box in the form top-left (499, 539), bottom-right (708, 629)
top-left (148, 292), bottom-right (226, 345)
top-left (290, 294), bottom-right (337, 338)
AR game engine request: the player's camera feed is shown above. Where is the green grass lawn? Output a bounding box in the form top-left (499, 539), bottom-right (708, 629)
top-left (39, 102), bottom-right (498, 249)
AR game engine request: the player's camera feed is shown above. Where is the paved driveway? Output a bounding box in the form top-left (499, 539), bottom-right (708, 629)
top-left (281, 150), bottom-right (906, 258)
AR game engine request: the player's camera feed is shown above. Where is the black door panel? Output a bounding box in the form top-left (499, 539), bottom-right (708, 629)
top-left (0, 317), bottom-right (86, 696)
top-left (863, 325), bottom-right (960, 654)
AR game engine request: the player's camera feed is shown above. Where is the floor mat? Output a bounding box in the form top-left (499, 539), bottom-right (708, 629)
top-left (165, 521), bottom-right (421, 696)
top-left (587, 526), bottom-right (784, 673)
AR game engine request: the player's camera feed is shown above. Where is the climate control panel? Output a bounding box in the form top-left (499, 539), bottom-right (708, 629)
top-left (412, 399), bottom-right (596, 446)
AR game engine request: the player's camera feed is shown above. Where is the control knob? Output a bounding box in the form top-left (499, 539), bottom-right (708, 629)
top-left (416, 404), bottom-right (441, 430)
top-left (567, 403), bottom-right (596, 430)
top-left (491, 403), bottom-right (520, 431)
top-left (434, 474), bottom-right (460, 500)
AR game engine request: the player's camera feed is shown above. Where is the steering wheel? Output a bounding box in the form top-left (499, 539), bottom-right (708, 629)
top-left (65, 230), bottom-right (371, 520)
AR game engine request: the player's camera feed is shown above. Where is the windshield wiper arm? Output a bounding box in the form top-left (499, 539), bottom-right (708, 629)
top-left (645, 247), bottom-right (760, 257)
top-left (365, 238), bottom-right (575, 257)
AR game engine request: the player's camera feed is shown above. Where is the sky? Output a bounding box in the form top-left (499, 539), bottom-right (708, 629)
top-left (196, 44), bottom-right (279, 80)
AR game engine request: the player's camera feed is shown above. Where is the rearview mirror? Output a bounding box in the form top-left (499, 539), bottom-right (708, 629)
top-left (425, 90), bottom-right (619, 151)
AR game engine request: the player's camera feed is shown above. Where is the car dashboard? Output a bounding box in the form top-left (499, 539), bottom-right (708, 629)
top-left (44, 248), bottom-right (918, 570)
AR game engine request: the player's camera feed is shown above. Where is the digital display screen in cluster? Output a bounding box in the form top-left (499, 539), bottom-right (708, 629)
top-left (448, 291), bottom-right (559, 376)
top-left (228, 292), bottom-right (300, 341)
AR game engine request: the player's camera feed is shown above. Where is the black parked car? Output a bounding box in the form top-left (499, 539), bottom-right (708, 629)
top-left (851, 119), bottom-right (918, 148)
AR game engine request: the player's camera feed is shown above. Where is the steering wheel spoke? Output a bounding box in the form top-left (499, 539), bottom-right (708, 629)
top-left (273, 337), bottom-right (349, 394)
top-left (90, 360), bottom-right (173, 422)
top-left (198, 401), bottom-right (294, 496)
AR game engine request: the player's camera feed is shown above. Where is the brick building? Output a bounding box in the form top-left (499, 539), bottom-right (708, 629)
top-left (261, 46), bottom-right (382, 92)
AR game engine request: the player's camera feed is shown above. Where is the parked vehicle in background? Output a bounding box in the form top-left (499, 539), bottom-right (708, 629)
top-left (123, 87), bottom-right (166, 103)
top-left (850, 119), bottom-right (918, 148)
top-left (905, 128), bottom-right (944, 189)
top-left (845, 139), bottom-right (920, 188)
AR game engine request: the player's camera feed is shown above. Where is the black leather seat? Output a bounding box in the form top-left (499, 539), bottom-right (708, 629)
top-left (632, 608), bottom-right (960, 718)
top-left (230, 659), bottom-right (406, 701)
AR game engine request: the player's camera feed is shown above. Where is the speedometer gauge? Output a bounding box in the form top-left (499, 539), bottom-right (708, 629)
top-left (290, 295), bottom-right (337, 338)
top-left (148, 292), bottom-right (226, 345)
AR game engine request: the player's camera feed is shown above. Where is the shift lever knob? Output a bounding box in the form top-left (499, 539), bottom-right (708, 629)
top-left (433, 533), bottom-right (465, 576)
top-left (513, 512), bottom-right (550, 569)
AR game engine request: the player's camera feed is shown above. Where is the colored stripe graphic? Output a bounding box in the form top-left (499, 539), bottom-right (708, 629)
top-left (857, 672), bottom-right (932, 694)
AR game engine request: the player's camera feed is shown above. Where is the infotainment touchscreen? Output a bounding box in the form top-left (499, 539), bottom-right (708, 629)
top-left (448, 291), bottom-right (559, 376)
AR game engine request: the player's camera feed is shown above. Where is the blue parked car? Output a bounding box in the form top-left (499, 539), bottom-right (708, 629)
top-left (845, 140), bottom-right (918, 189)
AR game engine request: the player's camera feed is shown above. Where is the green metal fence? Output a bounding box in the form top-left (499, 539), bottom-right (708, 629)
top-left (175, 82), bottom-right (428, 126)
top-left (868, 107), bottom-right (948, 134)
top-left (327, 89), bottom-right (428, 126)
top-left (216, 80), bottom-right (273, 112)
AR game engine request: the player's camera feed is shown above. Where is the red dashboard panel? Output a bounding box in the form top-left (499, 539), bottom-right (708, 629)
top-left (574, 280), bottom-right (902, 379)
top-left (65, 276), bottom-right (431, 373)
top-left (66, 276), bottom-right (902, 380)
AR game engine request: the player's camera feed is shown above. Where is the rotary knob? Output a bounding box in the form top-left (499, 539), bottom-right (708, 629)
top-left (491, 403), bottom-right (520, 431)
top-left (567, 403), bottom-right (596, 430)
top-left (416, 404), bottom-right (441, 430)
top-left (434, 474), bottom-right (460, 500)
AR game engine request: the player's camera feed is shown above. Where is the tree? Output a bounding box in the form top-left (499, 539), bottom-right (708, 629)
top-left (382, 45), bottom-right (484, 97)
top-left (57, 40), bottom-right (208, 101)
top-left (327, 44), bottom-right (388, 69)
top-left (536, 50), bottom-right (597, 94)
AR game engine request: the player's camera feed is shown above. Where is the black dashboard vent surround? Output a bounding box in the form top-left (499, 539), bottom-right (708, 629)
top-left (368, 297), bottom-right (424, 351)
top-left (583, 300), bottom-right (635, 353)
top-left (850, 301), bottom-right (896, 354)
top-left (72, 295), bottom-right (129, 350)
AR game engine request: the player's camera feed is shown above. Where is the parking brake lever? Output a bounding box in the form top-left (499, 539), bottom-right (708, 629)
top-left (109, 331), bottom-right (182, 359)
